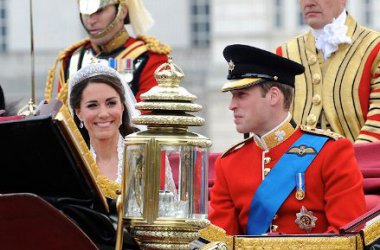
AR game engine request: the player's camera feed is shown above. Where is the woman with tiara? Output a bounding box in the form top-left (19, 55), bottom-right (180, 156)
top-left (69, 62), bottom-right (142, 199)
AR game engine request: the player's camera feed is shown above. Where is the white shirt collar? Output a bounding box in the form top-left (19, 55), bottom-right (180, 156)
top-left (313, 10), bottom-right (352, 60)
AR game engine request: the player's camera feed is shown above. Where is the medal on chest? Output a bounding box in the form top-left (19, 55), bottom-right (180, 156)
top-left (108, 58), bottom-right (134, 84)
top-left (295, 172), bottom-right (305, 200)
top-left (295, 206), bottom-right (317, 233)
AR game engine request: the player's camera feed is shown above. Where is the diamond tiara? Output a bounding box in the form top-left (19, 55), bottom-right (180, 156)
top-left (70, 63), bottom-right (121, 89)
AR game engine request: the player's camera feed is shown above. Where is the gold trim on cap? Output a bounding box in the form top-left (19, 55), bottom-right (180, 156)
top-left (221, 78), bottom-right (263, 92)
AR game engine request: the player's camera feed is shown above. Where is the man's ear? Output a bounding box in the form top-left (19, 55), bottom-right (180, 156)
top-left (120, 4), bottom-right (128, 20)
top-left (268, 86), bottom-right (281, 105)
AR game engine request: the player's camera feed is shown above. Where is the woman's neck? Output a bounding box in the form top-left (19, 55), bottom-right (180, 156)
top-left (90, 135), bottom-right (120, 181)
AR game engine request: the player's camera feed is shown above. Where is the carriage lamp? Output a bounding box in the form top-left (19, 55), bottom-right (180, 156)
top-left (115, 58), bottom-right (212, 249)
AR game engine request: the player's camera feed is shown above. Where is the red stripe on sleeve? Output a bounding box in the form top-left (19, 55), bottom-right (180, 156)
top-left (358, 43), bottom-right (380, 116)
top-left (359, 130), bottom-right (380, 141)
top-left (276, 47), bottom-right (283, 56)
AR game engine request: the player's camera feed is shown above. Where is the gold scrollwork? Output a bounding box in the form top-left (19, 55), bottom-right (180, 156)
top-left (234, 235), bottom-right (358, 250)
top-left (132, 115), bottom-right (205, 126)
top-left (198, 224), bottom-right (233, 250)
top-left (363, 217), bottom-right (380, 246)
top-left (135, 102), bottom-right (202, 112)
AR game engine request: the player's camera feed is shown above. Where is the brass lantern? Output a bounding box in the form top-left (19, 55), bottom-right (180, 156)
top-left (115, 58), bottom-right (212, 249)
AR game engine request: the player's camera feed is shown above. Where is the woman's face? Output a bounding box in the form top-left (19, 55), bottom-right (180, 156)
top-left (76, 82), bottom-right (124, 141)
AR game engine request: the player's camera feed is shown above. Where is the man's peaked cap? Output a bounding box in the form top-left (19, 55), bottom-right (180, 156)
top-left (222, 44), bottom-right (305, 92)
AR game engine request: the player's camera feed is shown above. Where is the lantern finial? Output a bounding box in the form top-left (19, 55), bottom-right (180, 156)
top-left (133, 57), bottom-right (205, 129)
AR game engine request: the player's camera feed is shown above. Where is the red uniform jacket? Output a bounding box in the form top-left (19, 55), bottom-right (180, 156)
top-left (209, 127), bottom-right (366, 235)
top-left (45, 35), bottom-right (170, 103)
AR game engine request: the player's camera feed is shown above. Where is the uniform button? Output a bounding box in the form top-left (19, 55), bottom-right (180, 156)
top-left (308, 55), bottom-right (317, 65)
top-left (312, 74), bottom-right (321, 84)
top-left (273, 214), bottom-right (279, 220)
top-left (271, 225), bottom-right (279, 232)
top-left (312, 94), bottom-right (321, 105)
top-left (307, 114), bottom-right (317, 126)
top-left (263, 168), bottom-right (271, 176)
top-left (264, 157), bottom-right (271, 164)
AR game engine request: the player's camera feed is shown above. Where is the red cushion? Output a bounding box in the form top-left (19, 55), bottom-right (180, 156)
top-left (365, 194), bottom-right (380, 212)
top-left (166, 152), bottom-right (220, 189)
top-left (208, 153), bottom-right (220, 188)
top-left (0, 115), bottom-right (25, 122)
top-left (354, 142), bottom-right (380, 192)
top-left (354, 143), bottom-right (380, 211)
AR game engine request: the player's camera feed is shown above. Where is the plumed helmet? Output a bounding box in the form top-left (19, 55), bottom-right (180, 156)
top-left (79, 0), bottom-right (120, 15)
top-left (78, 0), bottom-right (153, 36)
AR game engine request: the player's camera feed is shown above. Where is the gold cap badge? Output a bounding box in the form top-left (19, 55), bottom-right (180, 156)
top-left (228, 60), bottom-right (235, 72)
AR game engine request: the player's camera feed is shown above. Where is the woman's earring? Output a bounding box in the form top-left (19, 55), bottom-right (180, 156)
top-left (79, 121), bottom-right (84, 128)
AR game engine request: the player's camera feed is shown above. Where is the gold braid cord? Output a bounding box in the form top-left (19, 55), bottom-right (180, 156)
top-left (44, 59), bottom-right (59, 102)
top-left (56, 82), bottom-right (68, 105)
top-left (137, 35), bottom-right (172, 55)
top-left (44, 39), bottom-right (90, 102)
top-left (97, 175), bottom-right (121, 199)
top-left (300, 125), bottom-right (343, 140)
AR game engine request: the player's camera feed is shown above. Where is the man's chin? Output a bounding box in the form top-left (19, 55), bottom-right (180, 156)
top-left (305, 18), bottom-right (324, 30)
top-left (236, 127), bottom-right (249, 134)
top-left (89, 36), bottom-right (107, 46)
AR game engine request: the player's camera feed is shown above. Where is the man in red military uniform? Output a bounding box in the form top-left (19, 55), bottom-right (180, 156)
top-left (209, 44), bottom-right (366, 235)
top-left (44, 0), bottom-right (170, 104)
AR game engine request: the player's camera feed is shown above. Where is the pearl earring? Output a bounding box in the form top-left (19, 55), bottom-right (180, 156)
top-left (79, 121), bottom-right (84, 128)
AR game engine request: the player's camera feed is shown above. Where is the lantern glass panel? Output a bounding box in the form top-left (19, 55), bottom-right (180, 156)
top-left (159, 145), bottom-right (208, 219)
top-left (124, 144), bottom-right (146, 217)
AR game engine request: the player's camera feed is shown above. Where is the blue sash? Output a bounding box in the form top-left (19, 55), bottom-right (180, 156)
top-left (246, 133), bottom-right (329, 235)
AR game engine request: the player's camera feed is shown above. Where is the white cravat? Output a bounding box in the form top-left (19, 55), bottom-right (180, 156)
top-left (313, 10), bottom-right (352, 60)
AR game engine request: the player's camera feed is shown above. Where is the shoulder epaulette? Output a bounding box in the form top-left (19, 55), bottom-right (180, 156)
top-left (137, 35), bottom-right (172, 55)
top-left (221, 136), bottom-right (254, 158)
top-left (45, 39), bottom-right (90, 101)
top-left (57, 39), bottom-right (90, 60)
top-left (300, 125), bottom-right (343, 141)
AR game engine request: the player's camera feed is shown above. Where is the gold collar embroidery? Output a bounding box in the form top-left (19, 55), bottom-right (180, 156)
top-left (254, 114), bottom-right (298, 150)
top-left (92, 28), bottom-right (129, 54)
